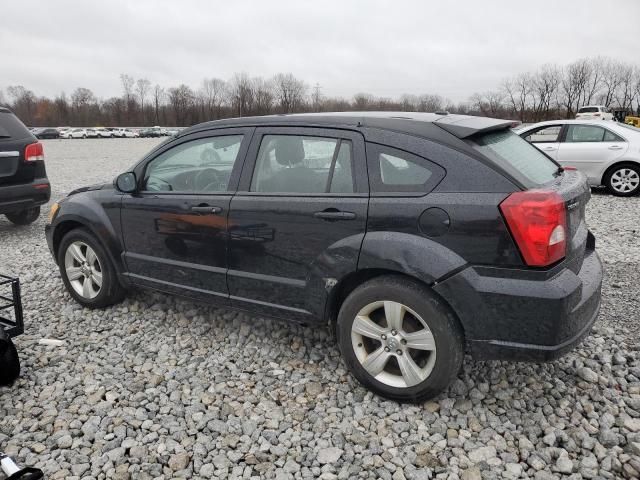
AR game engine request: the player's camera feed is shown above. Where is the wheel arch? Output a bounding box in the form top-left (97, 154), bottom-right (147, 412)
top-left (601, 159), bottom-right (640, 186)
top-left (325, 268), bottom-right (466, 345)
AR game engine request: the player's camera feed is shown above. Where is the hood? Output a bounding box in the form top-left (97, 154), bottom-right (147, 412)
top-left (68, 182), bottom-right (111, 196)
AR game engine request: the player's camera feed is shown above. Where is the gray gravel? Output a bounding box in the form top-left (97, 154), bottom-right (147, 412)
top-left (1, 138), bottom-right (639, 479)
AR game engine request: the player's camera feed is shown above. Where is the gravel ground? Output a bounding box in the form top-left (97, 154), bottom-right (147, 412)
top-left (0, 138), bottom-right (639, 479)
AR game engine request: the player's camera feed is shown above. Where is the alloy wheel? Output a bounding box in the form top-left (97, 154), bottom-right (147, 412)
top-left (610, 168), bottom-right (640, 194)
top-left (64, 241), bottom-right (103, 299)
top-left (351, 300), bottom-right (437, 388)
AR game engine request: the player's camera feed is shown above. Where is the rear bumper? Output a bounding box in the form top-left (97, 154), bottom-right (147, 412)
top-left (434, 244), bottom-right (603, 362)
top-left (0, 179), bottom-right (50, 214)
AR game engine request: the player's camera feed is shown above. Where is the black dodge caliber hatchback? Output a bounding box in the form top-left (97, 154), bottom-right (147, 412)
top-left (45, 112), bottom-right (602, 402)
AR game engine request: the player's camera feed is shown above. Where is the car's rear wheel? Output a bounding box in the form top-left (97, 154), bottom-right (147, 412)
top-left (605, 164), bottom-right (640, 197)
top-left (336, 275), bottom-right (464, 403)
top-left (58, 228), bottom-right (125, 308)
top-left (5, 207), bottom-right (40, 225)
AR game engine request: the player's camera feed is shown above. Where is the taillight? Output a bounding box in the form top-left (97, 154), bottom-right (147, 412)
top-left (499, 190), bottom-right (567, 267)
top-left (25, 142), bottom-right (44, 162)
top-left (594, 113), bottom-right (600, 117)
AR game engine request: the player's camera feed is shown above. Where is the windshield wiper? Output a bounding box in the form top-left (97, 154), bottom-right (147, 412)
top-left (553, 166), bottom-right (564, 177)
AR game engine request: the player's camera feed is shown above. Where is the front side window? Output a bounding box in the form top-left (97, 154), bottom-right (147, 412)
top-left (250, 135), bottom-right (354, 194)
top-left (523, 125), bottom-right (562, 143)
top-left (144, 135), bottom-right (243, 192)
top-left (565, 125), bottom-right (606, 143)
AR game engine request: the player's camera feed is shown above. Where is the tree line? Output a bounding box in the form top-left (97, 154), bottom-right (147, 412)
top-left (1, 56), bottom-right (638, 128)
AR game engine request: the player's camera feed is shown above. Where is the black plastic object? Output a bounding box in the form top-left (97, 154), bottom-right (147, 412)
top-left (0, 274), bottom-right (23, 338)
top-left (7, 467), bottom-right (45, 480)
top-left (0, 327), bottom-right (20, 385)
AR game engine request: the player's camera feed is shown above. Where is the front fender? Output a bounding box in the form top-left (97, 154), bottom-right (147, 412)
top-left (48, 192), bottom-right (124, 275)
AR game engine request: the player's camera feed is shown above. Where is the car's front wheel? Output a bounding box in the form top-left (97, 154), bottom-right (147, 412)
top-left (336, 275), bottom-right (464, 403)
top-left (5, 207), bottom-right (40, 225)
top-left (58, 228), bottom-right (125, 308)
top-left (605, 163), bottom-right (640, 196)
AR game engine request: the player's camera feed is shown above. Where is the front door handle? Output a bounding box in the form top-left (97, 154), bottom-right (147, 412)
top-left (191, 205), bottom-right (222, 214)
top-left (314, 210), bottom-right (356, 220)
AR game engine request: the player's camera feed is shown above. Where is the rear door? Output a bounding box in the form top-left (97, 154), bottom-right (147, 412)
top-left (557, 124), bottom-right (627, 182)
top-left (227, 127), bottom-right (368, 322)
top-left (120, 128), bottom-right (252, 303)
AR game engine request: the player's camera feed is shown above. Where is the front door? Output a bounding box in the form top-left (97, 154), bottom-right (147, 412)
top-left (120, 128), bottom-right (252, 303)
top-left (227, 127), bottom-right (368, 322)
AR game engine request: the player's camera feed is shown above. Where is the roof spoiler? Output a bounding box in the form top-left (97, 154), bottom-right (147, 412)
top-left (434, 116), bottom-right (517, 139)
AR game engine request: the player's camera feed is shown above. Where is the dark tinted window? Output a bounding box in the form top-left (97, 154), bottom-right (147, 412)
top-left (367, 143), bottom-right (444, 194)
top-left (470, 130), bottom-right (557, 186)
top-left (0, 111), bottom-right (32, 141)
top-left (578, 107), bottom-right (599, 113)
top-left (251, 135), bottom-right (354, 194)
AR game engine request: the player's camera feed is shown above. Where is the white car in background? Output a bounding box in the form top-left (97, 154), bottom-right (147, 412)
top-left (95, 128), bottom-right (113, 138)
top-left (58, 128), bottom-right (72, 139)
top-left (85, 128), bottom-right (99, 138)
top-left (576, 105), bottom-right (614, 121)
top-left (69, 128), bottom-right (88, 139)
top-left (516, 120), bottom-right (640, 196)
top-left (113, 128), bottom-right (137, 138)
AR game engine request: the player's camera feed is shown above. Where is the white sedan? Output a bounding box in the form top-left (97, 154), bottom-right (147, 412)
top-left (516, 120), bottom-right (640, 196)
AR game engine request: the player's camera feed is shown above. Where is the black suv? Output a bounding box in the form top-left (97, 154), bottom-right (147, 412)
top-left (0, 108), bottom-right (51, 225)
top-left (45, 113), bottom-right (602, 402)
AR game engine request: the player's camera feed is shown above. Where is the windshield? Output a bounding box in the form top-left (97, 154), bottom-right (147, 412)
top-left (469, 129), bottom-right (559, 187)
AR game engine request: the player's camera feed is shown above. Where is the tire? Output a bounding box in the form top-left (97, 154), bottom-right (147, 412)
top-left (57, 228), bottom-right (125, 308)
top-left (5, 207), bottom-right (40, 225)
top-left (604, 163), bottom-right (640, 197)
top-left (0, 338), bottom-right (20, 386)
top-left (336, 275), bottom-right (464, 403)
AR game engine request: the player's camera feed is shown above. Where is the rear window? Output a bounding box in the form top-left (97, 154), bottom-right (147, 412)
top-left (0, 111), bottom-right (32, 141)
top-left (470, 130), bottom-right (558, 187)
top-left (578, 107), bottom-right (599, 113)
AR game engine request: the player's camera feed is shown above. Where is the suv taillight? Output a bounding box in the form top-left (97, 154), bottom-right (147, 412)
top-left (25, 142), bottom-right (44, 162)
top-left (499, 190), bottom-right (567, 267)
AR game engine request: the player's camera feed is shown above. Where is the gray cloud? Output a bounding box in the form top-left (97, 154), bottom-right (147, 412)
top-left (2, 0), bottom-right (638, 102)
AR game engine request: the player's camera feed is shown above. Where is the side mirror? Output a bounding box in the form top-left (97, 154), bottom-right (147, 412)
top-left (115, 172), bottom-right (137, 193)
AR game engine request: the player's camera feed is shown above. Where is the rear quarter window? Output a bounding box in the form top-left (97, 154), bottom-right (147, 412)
top-left (469, 130), bottom-right (558, 187)
top-left (0, 111), bottom-right (32, 141)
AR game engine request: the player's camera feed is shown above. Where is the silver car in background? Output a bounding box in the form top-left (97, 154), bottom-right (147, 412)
top-left (516, 120), bottom-right (640, 196)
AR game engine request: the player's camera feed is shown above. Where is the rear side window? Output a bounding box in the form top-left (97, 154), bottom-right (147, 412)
top-left (250, 135), bottom-right (354, 194)
top-left (565, 125), bottom-right (605, 142)
top-left (366, 143), bottom-right (444, 194)
top-left (0, 111), bottom-right (32, 141)
top-left (470, 130), bottom-right (558, 186)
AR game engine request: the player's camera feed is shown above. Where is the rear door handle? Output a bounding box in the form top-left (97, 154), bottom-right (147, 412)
top-left (608, 145), bottom-right (623, 150)
top-left (314, 210), bottom-right (356, 220)
top-left (542, 146), bottom-right (557, 151)
top-left (191, 206), bottom-right (222, 214)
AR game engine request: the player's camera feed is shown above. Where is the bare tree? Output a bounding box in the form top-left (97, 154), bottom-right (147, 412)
top-left (503, 73), bottom-right (532, 121)
top-left (353, 93), bottom-right (374, 110)
top-left (120, 74), bottom-right (135, 123)
top-left (152, 84), bottom-right (165, 124)
top-left (135, 78), bottom-right (151, 123)
top-left (200, 78), bottom-right (227, 119)
top-left (311, 83), bottom-right (323, 112)
top-left (273, 73), bottom-right (307, 113)
top-left (531, 65), bottom-right (561, 121)
top-left (229, 73), bottom-right (254, 117)
top-left (168, 84), bottom-right (193, 126)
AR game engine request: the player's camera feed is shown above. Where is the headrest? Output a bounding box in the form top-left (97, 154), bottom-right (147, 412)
top-left (275, 136), bottom-right (305, 166)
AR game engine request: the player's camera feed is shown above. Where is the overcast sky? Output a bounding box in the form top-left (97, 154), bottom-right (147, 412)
top-left (2, 0), bottom-right (639, 103)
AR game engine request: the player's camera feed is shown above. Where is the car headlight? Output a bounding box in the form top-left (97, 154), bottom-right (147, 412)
top-left (48, 202), bottom-right (60, 224)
